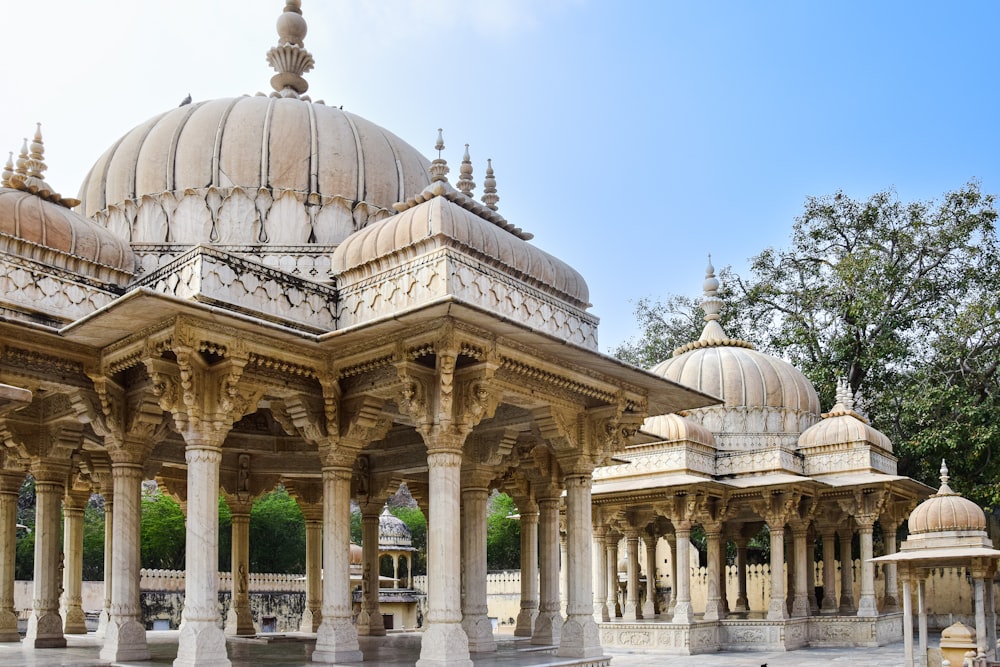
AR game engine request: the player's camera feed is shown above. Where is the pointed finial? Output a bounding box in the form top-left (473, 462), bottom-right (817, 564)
top-left (4, 125), bottom-right (78, 207)
top-left (267, 0), bottom-right (315, 97)
top-left (27, 123), bottom-right (47, 181)
top-left (457, 144), bottom-right (475, 197)
top-left (481, 158), bottom-right (499, 211)
top-left (940, 459), bottom-right (949, 486)
top-left (673, 256), bottom-right (755, 355)
top-left (430, 129), bottom-right (450, 183)
top-left (701, 257), bottom-right (722, 324)
top-left (1, 152), bottom-right (13, 188)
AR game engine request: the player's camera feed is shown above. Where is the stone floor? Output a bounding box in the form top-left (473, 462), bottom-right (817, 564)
top-left (0, 631), bottom-right (909, 667)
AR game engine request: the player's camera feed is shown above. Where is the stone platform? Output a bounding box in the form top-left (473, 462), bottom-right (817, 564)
top-left (599, 613), bottom-right (904, 654)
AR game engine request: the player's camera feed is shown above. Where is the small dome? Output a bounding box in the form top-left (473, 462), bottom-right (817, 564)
top-left (379, 506), bottom-right (412, 549)
top-left (798, 380), bottom-right (891, 452)
top-left (642, 413), bottom-right (715, 447)
top-left (908, 461), bottom-right (986, 535)
top-left (349, 542), bottom-right (363, 565)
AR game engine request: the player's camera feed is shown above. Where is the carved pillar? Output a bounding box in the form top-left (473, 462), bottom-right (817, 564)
top-left (856, 518), bottom-right (878, 616)
top-left (839, 527), bottom-right (855, 614)
top-left (820, 528), bottom-right (838, 613)
top-left (100, 452), bottom-right (150, 662)
top-left (559, 525), bottom-right (569, 617)
top-left (622, 529), bottom-right (641, 621)
top-left (224, 500), bottom-right (255, 636)
top-left (61, 483), bottom-right (91, 634)
top-left (460, 481), bottom-right (494, 652)
top-left (971, 560), bottom-right (990, 658)
top-left (174, 445), bottom-right (229, 667)
top-left (703, 523), bottom-right (725, 620)
top-left (900, 566), bottom-right (914, 667)
top-left (313, 465), bottom-right (363, 663)
top-left (734, 535), bottom-right (749, 614)
top-left (672, 521), bottom-right (694, 623)
top-left (806, 528), bottom-right (818, 615)
top-left (97, 483), bottom-right (113, 637)
top-left (665, 533), bottom-right (677, 615)
top-left (882, 519), bottom-right (900, 613)
top-left (592, 523), bottom-right (609, 622)
top-left (357, 502), bottom-right (385, 637)
top-left (533, 495), bottom-right (562, 645)
top-left (790, 523), bottom-right (810, 618)
top-left (917, 578), bottom-right (928, 666)
top-left (766, 521), bottom-right (788, 621)
top-left (287, 483), bottom-right (323, 633)
top-left (557, 469), bottom-right (601, 659)
top-left (0, 470), bottom-right (23, 642)
top-left (605, 533), bottom-right (620, 619)
top-left (642, 531), bottom-right (658, 618)
top-left (514, 504), bottom-right (538, 636)
top-left (25, 465), bottom-right (67, 648)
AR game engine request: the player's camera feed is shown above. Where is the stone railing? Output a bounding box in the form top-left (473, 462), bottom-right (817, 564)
top-left (139, 568), bottom-right (307, 593)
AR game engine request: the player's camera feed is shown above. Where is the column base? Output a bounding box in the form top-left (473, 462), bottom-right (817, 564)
top-left (174, 618), bottom-right (230, 667)
top-left (63, 606), bottom-right (88, 634)
top-left (641, 601), bottom-right (656, 619)
top-left (883, 595), bottom-right (899, 614)
top-left (26, 610), bottom-right (66, 648)
top-left (766, 600), bottom-right (789, 621)
top-left (556, 614), bottom-right (603, 659)
top-left (791, 596), bottom-right (811, 618)
top-left (531, 610), bottom-right (562, 645)
top-left (96, 608), bottom-right (110, 638)
top-left (224, 605), bottom-right (257, 636)
top-left (299, 607), bottom-right (321, 633)
top-left (856, 597), bottom-right (879, 617)
top-left (595, 602), bottom-right (610, 623)
top-left (0, 609), bottom-right (20, 642)
top-left (312, 616), bottom-right (363, 664)
top-left (100, 618), bottom-right (151, 662)
top-left (733, 598), bottom-right (749, 614)
top-left (416, 621), bottom-right (472, 667)
top-left (839, 597), bottom-right (855, 615)
top-left (356, 608), bottom-right (386, 637)
top-left (461, 613), bottom-right (496, 652)
top-left (514, 606), bottom-right (536, 637)
top-left (671, 601), bottom-right (694, 624)
top-left (622, 601), bottom-right (638, 621)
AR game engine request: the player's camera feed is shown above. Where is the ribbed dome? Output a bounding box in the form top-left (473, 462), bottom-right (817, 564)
top-left (333, 181), bottom-right (590, 307)
top-left (77, 3), bottom-right (431, 249)
top-left (642, 413), bottom-right (715, 447)
top-left (908, 463), bottom-right (986, 535)
top-left (349, 542), bottom-right (363, 565)
top-left (378, 506), bottom-right (412, 549)
top-left (798, 382), bottom-right (891, 452)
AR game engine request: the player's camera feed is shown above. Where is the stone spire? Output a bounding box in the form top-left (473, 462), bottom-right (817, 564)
top-left (267, 0), bottom-right (315, 98)
top-left (4, 124), bottom-right (78, 208)
top-left (938, 459), bottom-right (955, 495)
top-left (1, 152), bottom-right (13, 188)
top-left (672, 257), bottom-right (754, 356)
top-left (481, 158), bottom-right (499, 211)
top-left (429, 129), bottom-right (450, 183)
top-left (456, 144), bottom-right (475, 197)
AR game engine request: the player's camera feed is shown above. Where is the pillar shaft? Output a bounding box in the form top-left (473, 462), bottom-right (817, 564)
top-left (839, 530), bottom-right (855, 613)
top-left (299, 519), bottom-right (322, 632)
top-left (96, 495), bottom-right (113, 637)
top-left (313, 466), bottom-right (363, 664)
top-left (100, 459), bottom-right (149, 662)
top-left (902, 575), bottom-right (913, 667)
top-left (623, 532), bottom-right (640, 621)
top-left (174, 446), bottom-right (229, 667)
top-left (559, 530), bottom-right (569, 616)
top-left (557, 472), bottom-right (601, 658)
top-left (791, 527), bottom-right (810, 618)
top-left (917, 579), bottom-right (927, 665)
top-left (0, 473), bottom-right (22, 642)
top-left (672, 525), bottom-right (694, 624)
top-left (604, 537), bottom-right (619, 619)
top-left (357, 507), bottom-right (385, 637)
top-left (514, 510), bottom-right (538, 636)
top-left (734, 538), bottom-right (749, 613)
top-left (593, 526), bottom-right (609, 622)
top-left (642, 535), bottom-right (658, 618)
top-left (856, 523), bottom-right (877, 616)
top-left (704, 527), bottom-right (725, 620)
top-left (61, 491), bottom-right (89, 634)
top-left (974, 577), bottom-right (987, 657)
top-left (766, 524), bottom-right (788, 620)
top-left (883, 523), bottom-right (899, 613)
top-left (532, 496), bottom-right (562, 645)
top-left (26, 474), bottom-right (66, 648)
top-left (820, 531), bottom-right (838, 613)
top-left (460, 486), bottom-right (494, 652)
top-left (224, 511), bottom-right (255, 636)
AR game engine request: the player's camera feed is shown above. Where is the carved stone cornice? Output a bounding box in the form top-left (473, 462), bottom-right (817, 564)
top-left (837, 488), bottom-right (888, 527)
top-left (750, 489), bottom-right (803, 529)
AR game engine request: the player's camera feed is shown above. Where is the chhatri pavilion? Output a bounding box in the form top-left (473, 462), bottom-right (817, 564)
top-left (0, 1), bottom-right (954, 666)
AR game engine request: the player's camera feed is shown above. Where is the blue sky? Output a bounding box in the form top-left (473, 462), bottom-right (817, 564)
top-left (2, 1), bottom-right (997, 354)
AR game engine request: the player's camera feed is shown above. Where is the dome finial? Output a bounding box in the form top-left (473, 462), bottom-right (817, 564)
top-left (430, 129), bottom-right (450, 183)
top-left (700, 255), bottom-right (723, 328)
top-left (5, 126), bottom-right (78, 208)
top-left (267, 0), bottom-right (315, 98)
top-left (457, 143), bottom-right (475, 197)
top-left (940, 459), bottom-right (949, 486)
top-left (481, 158), bottom-right (499, 211)
top-left (2, 152), bottom-right (13, 188)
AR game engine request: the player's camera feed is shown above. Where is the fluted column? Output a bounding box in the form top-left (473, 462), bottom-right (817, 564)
top-left (856, 519), bottom-right (877, 616)
top-left (917, 578), bottom-right (928, 665)
top-left (733, 536), bottom-right (749, 614)
top-left (790, 524), bottom-right (810, 618)
top-left (224, 503), bottom-right (255, 636)
top-left (820, 529), bottom-right (838, 613)
top-left (622, 530), bottom-right (641, 621)
top-left (672, 522), bottom-right (694, 624)
top-left (532, 496), bottom-right (562, 645)
top-left (96, 492), bottom-right (113, 637)
top-left (514, 506), bottom-right (538, 636)
top-left (357, 504), bottom-right (385, 637)
top-left (25, 468), bottom-right (67, 648)
top-left (882, 520), bottom-right (900, 613)
top-left (839, 529), bottom-right (855, 614)
top-left (557, 471), bottom-right (601, 659)
top-left (900, 567), bottom-right (914, 667)
top-left (299, 514), bottom-right (323, 632)
top-left (665, 533), bottom-right (677, 615)
top-left (61, 487), bottom-right (90, 634)
top-left (703, 524), bottom-right (725, 620)
top-left (592, 524), bottom-right (609, 622)
top-left (559, 527), bottom-right (569, 616)
top-left (642, 533), bottom-right (658, 618)
top-left (100, 454), bottom-right (149, 662)
top-left (174, 445), bottom-right (229, 667)
top-left (604, 534), bottom-right (619, 619)
top-left (0, 472), bottom-right (22, 642)
top-left (313, 465), bottom-right (363, 663)
top-left (460, 484), bottom-right (494, 652)
top-left (766, 522), bottom-right (789, 620)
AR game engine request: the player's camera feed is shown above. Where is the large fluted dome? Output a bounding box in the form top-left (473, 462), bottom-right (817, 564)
top-left (77, 3), bottom-right (431, 250)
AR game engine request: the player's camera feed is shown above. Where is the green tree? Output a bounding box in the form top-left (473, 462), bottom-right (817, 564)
top-left (248, 486), bottom-right (305, 573)
top-left (486, 492), bottom-right (520, 571)
top-left (82, 499), bottom-right (106, 580)
top-left (140, 487), bottom-right (186, 569)
top-left (391, 506), bottom-right (427, 575)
